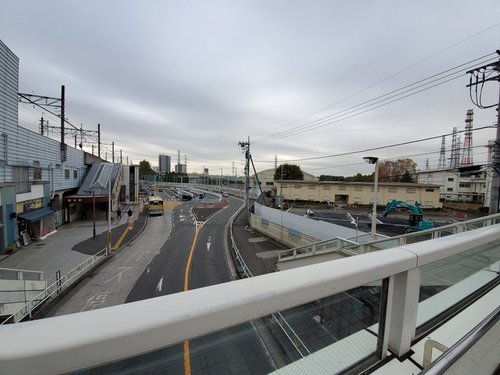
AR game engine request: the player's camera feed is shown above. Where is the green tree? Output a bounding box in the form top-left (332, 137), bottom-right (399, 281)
top-left (274, 164), bottom-right (304, 181)
top-left (319, 175), bottom-right (345, 181)
top-left (345, 173), bottom-right (373, 182)
top-left (400, 170), bottom-right (414, 183)
top-left (139, 160), bottom-right (156, 178)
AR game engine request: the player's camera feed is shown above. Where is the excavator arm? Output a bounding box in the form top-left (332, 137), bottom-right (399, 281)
top-left (383, 200), bottom-right (423, 216)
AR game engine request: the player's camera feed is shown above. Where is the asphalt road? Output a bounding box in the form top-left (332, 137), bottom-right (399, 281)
top-left (42, 204), bottom-right (174, 317)
top-left (125, 202), bottom-right (197, 301)
top-left (112, 194), bottom-right (274, 375)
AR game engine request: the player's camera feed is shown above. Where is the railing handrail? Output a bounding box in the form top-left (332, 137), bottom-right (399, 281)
top-left (1, 224), bottom-right (498, 375)
top-left (278, 212), bottom-right (500, 262)
top-left (1, 247), bottom-right (108, 324)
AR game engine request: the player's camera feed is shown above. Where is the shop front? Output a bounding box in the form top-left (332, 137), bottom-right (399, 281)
top-left (17, 207), bottom-right (55, 244)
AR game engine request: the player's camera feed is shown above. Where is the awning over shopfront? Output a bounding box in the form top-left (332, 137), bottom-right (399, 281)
top-left (18, 207), bottom-right (54, 222)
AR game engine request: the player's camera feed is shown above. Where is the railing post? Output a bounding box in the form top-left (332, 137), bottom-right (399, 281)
top-left (387, 268), bottom-right (420, 357)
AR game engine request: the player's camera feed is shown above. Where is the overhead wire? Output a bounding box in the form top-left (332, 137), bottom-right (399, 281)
top-left (254, 125), bottom-right (494, 163)
top-left (251, 21), bottom-right (500, 140)
top-left (253, 53), bottom-right (497, 144)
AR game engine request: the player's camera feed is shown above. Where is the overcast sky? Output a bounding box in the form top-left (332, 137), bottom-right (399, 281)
top-left (1, 1), bottom-right (499, 176)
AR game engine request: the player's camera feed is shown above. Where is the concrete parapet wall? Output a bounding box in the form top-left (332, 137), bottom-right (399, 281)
top-left (250, 213), bottom-right (318, 248)
top-left (251, 201), bottom-right (360, 245)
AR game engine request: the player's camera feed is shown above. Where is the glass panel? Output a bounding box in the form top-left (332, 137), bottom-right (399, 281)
top-left (0, 269), bottom-right (19, 279)
top-left (85, 282), bottom-right (383, 374)
top-left (417, 240), bottom-right (500, 328)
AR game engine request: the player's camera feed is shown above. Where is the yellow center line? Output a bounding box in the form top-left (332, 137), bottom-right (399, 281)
top-left (183, 222), bottom-right (202, 375)
top-left (111, 226), bottom-right (130, 251)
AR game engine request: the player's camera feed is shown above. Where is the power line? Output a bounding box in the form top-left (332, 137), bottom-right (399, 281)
top-left (251, 22), bottom-right (500, 141)
top-left (253, 53), bottom-right (497, 144)
top-left (254, 125), bottom-right (494, 163)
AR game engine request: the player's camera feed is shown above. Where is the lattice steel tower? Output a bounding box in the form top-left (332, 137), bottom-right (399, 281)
top-left (461, 109), bottom-right (474, 166)
top-left (449, 128), bottom-right (461, 168)
top-left (438, 136), bottom-right (447, 169)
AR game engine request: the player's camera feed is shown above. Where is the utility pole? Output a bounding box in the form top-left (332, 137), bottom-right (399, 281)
top-left (466, 51), bottom-right (500, 213)
top-left (60, 85), bottom-right (66, 161)
top-left (98, 123), bottom-right (101, 158)
top-left (238, 138), bottom-right (250, 210)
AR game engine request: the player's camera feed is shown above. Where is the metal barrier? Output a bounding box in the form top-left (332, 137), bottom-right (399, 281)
top-left (278, 212), bottom-right (500, 262)
top-left (0, 224), bottom-right (499, 374)
top-left (229, 205), bottom-right (311, 358)
top-left (1, 247), bottom-right (108, 324)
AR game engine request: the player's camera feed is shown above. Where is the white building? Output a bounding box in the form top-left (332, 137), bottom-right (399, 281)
top-left (416, 166), bottom-right (489, 206)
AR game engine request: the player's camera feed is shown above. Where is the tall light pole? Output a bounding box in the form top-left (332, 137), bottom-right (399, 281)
top-left (364, 156), bottom-right (379, 240)
top-left (107, 173), bottom-right (112, 255)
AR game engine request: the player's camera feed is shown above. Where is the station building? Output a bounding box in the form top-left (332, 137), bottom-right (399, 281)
top-left (0, 39), bottom-right (138, 254)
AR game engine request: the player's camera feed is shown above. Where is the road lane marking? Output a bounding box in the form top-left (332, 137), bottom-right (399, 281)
top-left (81, 293), bottom-right (109, 312)
top-left (156, 277), bottom-right (163, 293)
top-left (183, 341), bottom-right (191, 375)
top-left (183, 222), bottom-right (202, 375)
top-left (112, 225), bottom-right (131, 251)
top-left (103, 267), bottom-right (131, 284)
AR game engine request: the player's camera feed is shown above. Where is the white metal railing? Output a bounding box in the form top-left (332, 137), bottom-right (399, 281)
top-left (1, 247), bottom-right (108, 324)
top-left (278, 212), bottom-right (500, 262)
top-left (1, 224), bottom-right (498, 375)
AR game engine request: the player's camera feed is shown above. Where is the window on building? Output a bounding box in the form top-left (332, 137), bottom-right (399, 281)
top-left (448, 177), bottom-right (454, 181)
top-left (265, 181), bottom-right (274, 186)
top-left (406, 187), bottom-right (416, 193)
top-left (447, 188), bottom-right (453, 192)
top-left (294, 185), bottom-right (301, 189)
top-left (73, 170), bottom-right (78, 179)
top-left (323, 185), bottom-right (331, 190)
top-left (308, 185), bottom-right (315, 190)
top-left (425, 188), bottom-right (434, 192)
top-left (33, 161), bottom-right (42, 180)
top-left (65, 169), bottom-right (70, 179)
top-left (459, 182), bottom-right (471, 188)
top-left (338, 185), bottom-right (346, 191)
top-left (12, 166), bottom-right (29, 193)
top-left (354, 186), bottom-right (363, 191)
top-left (388, 186), bottom-right (398, 193)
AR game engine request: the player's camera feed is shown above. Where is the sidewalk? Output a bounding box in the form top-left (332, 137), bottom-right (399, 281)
top-left (231, 208), bottom-right (288, 276)
top-left (0, 204), bottom-right (146, 286)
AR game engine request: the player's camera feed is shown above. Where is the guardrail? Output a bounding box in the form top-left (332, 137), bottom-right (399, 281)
top-left (1, 223), bottom-right (498, 374)
top-left (278, 212), bottom-right (500, 262)
top-left (1, 247), bottom-right (108, 324)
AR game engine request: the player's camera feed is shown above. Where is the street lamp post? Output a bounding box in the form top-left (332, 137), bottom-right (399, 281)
top-left (92, 190), bottom-right (96, 238)
top-left (107, 174), bottom-right (112, 256)
top-left (363, 156), bottom-right (379, 240)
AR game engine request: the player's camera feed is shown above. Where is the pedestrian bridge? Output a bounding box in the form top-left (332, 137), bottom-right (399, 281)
top-left (1, 216), bottom-right (499, 374)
